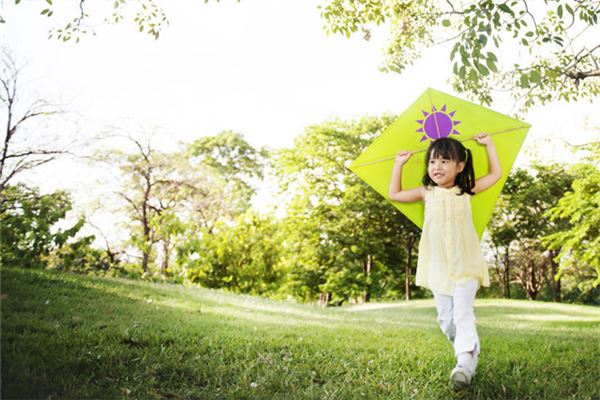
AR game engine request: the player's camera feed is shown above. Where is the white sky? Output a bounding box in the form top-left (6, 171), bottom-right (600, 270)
top-left (1, 0), bottom-right (599, 221)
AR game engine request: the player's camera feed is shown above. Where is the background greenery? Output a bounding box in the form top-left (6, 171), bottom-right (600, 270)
top-left (2, 118), bottom-right (598, 306)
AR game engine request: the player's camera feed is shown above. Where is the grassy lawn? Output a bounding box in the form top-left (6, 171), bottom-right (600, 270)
top-left (2, 267), bottom-right (599, 399)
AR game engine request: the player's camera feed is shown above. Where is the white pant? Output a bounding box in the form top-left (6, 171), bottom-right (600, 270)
top-left (433, 279), bottom-right (480, 357)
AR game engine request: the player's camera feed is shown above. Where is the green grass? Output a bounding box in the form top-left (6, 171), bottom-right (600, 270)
top-left (2, 267), bottom-right (599, 400)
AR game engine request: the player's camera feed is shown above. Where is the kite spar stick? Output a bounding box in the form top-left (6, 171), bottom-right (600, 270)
top-left (350, 126), bottom-right (529, 168)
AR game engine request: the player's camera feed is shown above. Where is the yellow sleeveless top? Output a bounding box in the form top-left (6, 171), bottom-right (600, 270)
top-left (415, 186), bottom-right (490, 296)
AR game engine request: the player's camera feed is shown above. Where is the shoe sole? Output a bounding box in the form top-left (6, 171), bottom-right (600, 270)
top-left (451, 370), bottom-right (470, 390)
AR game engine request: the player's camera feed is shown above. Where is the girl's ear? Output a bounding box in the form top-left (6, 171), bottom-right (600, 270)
top-left (457, 161), bottom-right (465, 172)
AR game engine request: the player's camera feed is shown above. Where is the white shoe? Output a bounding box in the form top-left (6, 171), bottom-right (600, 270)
top-left (450, 364), bottom-right (472, 390)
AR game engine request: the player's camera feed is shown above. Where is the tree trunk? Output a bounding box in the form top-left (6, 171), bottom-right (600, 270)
top-left (141, 170), bottom-right (152, 274)
top-left (528, 261), bottom-right (536, 300)
top-left (319, 292), bottom-right (331, 307)
top-left (405, 235), bottom-right (415, 301)
top-left (141, 252), bottom-right (149, 274)
top-left (503, 247), bottom-right (511, 299)
top-left (550, 250), bottom-right (561, 302)
top-left (161, 240), bottom-right (170, 277)
top-left (363, 254), bottom-right (372, 303)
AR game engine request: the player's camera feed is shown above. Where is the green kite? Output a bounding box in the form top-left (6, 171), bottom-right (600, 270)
top-left (349, 88), bottom-right (530, 238)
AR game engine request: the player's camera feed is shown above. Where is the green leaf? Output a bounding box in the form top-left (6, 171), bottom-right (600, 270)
top-left (442, 19), bottom-right (451, 27)
top-left (450, 43), bottom-right (460, 60)
top-left (469, 68), bottom-right (478, 81)
top-left (493, 12), bottom-right (500, 26)
top-left (557, 5), bottom-right (563, 18)
top-left (565, 3), bottom-right (573, 16)
top-left (553, 36), bottom-right (564, 46)
top-left (478, 34), bottom-right (488, 46)
top-left (487, 51), bottom-right (498, 62)
top-left (475, 62), bottom-right (489, 76)
top-left (520, 73), bottom-right (529, 88)
top-left (498, 3), bottom-right (512, 14)
top-left (529, 70), bottom-right (542, 83)
top-left (521, 38), bottom-right (529, 46)
top-left (460, 47), bottom-right (470, 66)
top-left (41, 8), bottom-right (49, 15)
top-left (16, 0), bottom-right (22, 4)
top-left (486, 58), bottom-right (498, 73)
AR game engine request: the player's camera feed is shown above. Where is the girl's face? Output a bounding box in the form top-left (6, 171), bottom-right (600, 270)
top-left (427, 152), bottom-right (465, 188)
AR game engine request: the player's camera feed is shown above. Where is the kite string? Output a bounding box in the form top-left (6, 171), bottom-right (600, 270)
top-left (351, 126), bottom-right (528, 168)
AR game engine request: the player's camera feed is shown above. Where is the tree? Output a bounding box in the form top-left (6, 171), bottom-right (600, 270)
top-left (108, 136), bottom-right (191, 275)
top-left (275, 115), bottom-right (421, 304)
top-left (188, 130), bottom-right (269, 216)
top-left (488, 164), bottom-right (575, 301)
top-left (512, 239), bottom-right (548, 300)
top-left (0, 48), bottom-right (65, 193)
top-left (543, 143), bottom-right (600, 292)
top-left (0, 184), bottom-right (84, 269)
top-left (488, 195), bottom-right (516, 298)
top-left (115, 137), bottom-right (164, 274)
top-left (320, 0), bottom-right (600, 111)
top-left (182, 210), bottom-right (283, 296)
top-left (108, 131), bottom-right (266, 277)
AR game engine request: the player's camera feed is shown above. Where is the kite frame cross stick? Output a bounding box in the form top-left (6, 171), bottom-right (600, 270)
top-left (350, 126), bottom-right (529, 168)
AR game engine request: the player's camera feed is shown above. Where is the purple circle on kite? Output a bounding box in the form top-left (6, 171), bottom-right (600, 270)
top-left (416, 105), bottom-right (461, 142)
top-left (424, 112), bottom-right (453, 139)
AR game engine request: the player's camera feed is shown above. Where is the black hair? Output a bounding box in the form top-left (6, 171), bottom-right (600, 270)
top-left (422, 137), bottom-right (475, 195)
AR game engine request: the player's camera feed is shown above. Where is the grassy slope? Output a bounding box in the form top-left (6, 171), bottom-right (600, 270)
top-left (2, 267), bottom-right (599, 400)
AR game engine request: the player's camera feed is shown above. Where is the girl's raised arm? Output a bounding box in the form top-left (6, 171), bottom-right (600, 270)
top-left (388, 151), bottom-right (426, 203)
top-left (473, 133), bottom-right (502, 194)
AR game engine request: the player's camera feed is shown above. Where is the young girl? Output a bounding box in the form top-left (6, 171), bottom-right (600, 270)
top-left (388, 133), bottom-right (501, 390)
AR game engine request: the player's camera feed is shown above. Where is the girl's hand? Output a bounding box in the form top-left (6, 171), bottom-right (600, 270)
top-left (475, 133), bottom-right (493, 145)
top-left (394, 150), bottom-right (412, 166)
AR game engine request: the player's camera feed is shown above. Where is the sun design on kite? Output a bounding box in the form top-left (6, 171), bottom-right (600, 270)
top-left (416, 104), bottom-right (461, 142)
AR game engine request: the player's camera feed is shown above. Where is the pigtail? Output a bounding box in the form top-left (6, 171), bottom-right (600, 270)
top-left (457, 148), bottom-right (475, 195)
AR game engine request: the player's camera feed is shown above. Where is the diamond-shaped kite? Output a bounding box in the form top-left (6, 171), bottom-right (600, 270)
top-left (349, 88), bottom-right (530, 238)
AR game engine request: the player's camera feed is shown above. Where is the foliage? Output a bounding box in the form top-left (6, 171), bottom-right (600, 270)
top-left (0, 184), bottom-right (84, 269)
top-left (46, 235), bottom-right (115, 274)
top-left (320, 0), bottom-right (600, 111)
top-left (11, 0), bottom-right (240, 42)
top-left (103, 132), bottom-right (267, 277)
top-left (182, 210), bottom-right (283, 297)
top-left (275, 115), bottom-right (422, 304)
top-left (543, 144), bottom-right (600, 290)
top-left (487, 164), bottom-right (576, 300)
top-left (188, 130), bottom-right (269, 215)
